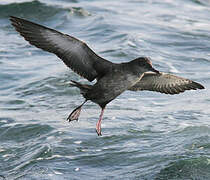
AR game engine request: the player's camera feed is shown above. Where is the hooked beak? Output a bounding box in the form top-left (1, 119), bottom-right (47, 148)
top-left (150, 66), bottom-right (160, 74)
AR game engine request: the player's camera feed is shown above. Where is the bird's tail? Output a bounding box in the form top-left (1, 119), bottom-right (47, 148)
top-left (70, 80), bottom-right (92, 96)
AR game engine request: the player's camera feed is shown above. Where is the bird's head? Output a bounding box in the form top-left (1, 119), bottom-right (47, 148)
top-left (131, 57), bottom-right (159, 74)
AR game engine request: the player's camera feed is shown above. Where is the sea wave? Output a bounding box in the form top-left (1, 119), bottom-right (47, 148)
top-left (156, 156), bottom-right (210, 180)
top-left (0, 0), bottom-right (90, 21)
top-left (0, 0), bottom-right (66, 20)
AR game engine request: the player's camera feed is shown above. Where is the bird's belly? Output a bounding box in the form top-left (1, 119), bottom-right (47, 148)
top-left (87, 86), bottom-right (124, 107)
top-left (87, 73), bottom-right (141, 107)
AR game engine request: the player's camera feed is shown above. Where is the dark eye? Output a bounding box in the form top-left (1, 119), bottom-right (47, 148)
top-left (141, 61), bottom-right (146, 66)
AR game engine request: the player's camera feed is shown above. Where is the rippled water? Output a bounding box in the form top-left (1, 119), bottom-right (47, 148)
top-left (0, 0), bottom-right (210, 179)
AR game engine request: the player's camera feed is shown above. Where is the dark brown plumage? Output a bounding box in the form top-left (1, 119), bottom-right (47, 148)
top-left (10, 16), bottom-right (205, 136)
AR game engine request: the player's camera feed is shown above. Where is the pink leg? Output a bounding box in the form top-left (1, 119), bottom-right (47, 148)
top-left (96, 108), bottom-right (105, 136)
top-left (67, 100), bottom-right (87, 122)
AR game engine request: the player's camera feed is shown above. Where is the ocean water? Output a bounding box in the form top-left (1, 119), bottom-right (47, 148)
top-left (0, 0), bottom-right (210, 179)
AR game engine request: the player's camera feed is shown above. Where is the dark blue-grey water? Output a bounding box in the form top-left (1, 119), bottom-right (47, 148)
top-left (0, 0), bottom-right (210, 179)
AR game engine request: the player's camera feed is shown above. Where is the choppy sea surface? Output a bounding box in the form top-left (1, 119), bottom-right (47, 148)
top-left (0, 0), bottom-right (210, 179)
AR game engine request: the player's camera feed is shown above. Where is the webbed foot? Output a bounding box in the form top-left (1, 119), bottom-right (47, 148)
top-left (67, 106), bottom-right (82, 121)
top-left (67, 100), bottom-right (87, 122)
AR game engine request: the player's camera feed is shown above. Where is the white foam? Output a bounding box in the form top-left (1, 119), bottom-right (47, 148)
top-left (0, 0), bottom-right (32, 5)
top-left (54, 170), bottom-right (63, 175)
top-left (128, 98), bottom-right (137, 101)
top-left (2, 154), bottom-right (11, 158)
top-left (111, 116), bottom-right (116, 120)
top-left (74, 141), bottom-right (82, 144)
top-left (0, 148), bottom-right (5, 153)
top-left (127, 40), bottom-right (136, 47)
top-left (46, 136), bottom-right (54, 140)
top-left (46, 154), bottom-right (63, 160)
top-left (0, 120), bottom-right (7, 123)
top-left (37, 154), bottom-right (62, 161)
top-left (74, 168), bottom-right (80, 172)
top-left (95, 149), bottom-right (102, 152)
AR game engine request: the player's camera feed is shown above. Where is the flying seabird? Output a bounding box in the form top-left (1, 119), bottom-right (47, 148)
top-left (10, 16), bottom-right (205, 136)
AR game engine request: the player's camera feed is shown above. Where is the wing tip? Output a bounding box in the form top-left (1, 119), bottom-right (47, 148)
top-left (9, 16), bottom-right (20, 24)
top-left (9, 16), bottom-right (23, 31)
top-left (192, 81), bottom-right (205, 90)
top-left (9, 15), bottom-right (16, 20)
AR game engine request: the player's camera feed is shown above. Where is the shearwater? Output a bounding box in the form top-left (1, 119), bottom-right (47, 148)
top-left (10, 16), bottom-right (204, 136)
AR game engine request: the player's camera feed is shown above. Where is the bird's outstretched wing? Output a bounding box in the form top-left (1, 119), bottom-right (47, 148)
top-left (10, 16), bottom-right (112, 81)
top-left (129, 72), bottom-right (204, 94)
